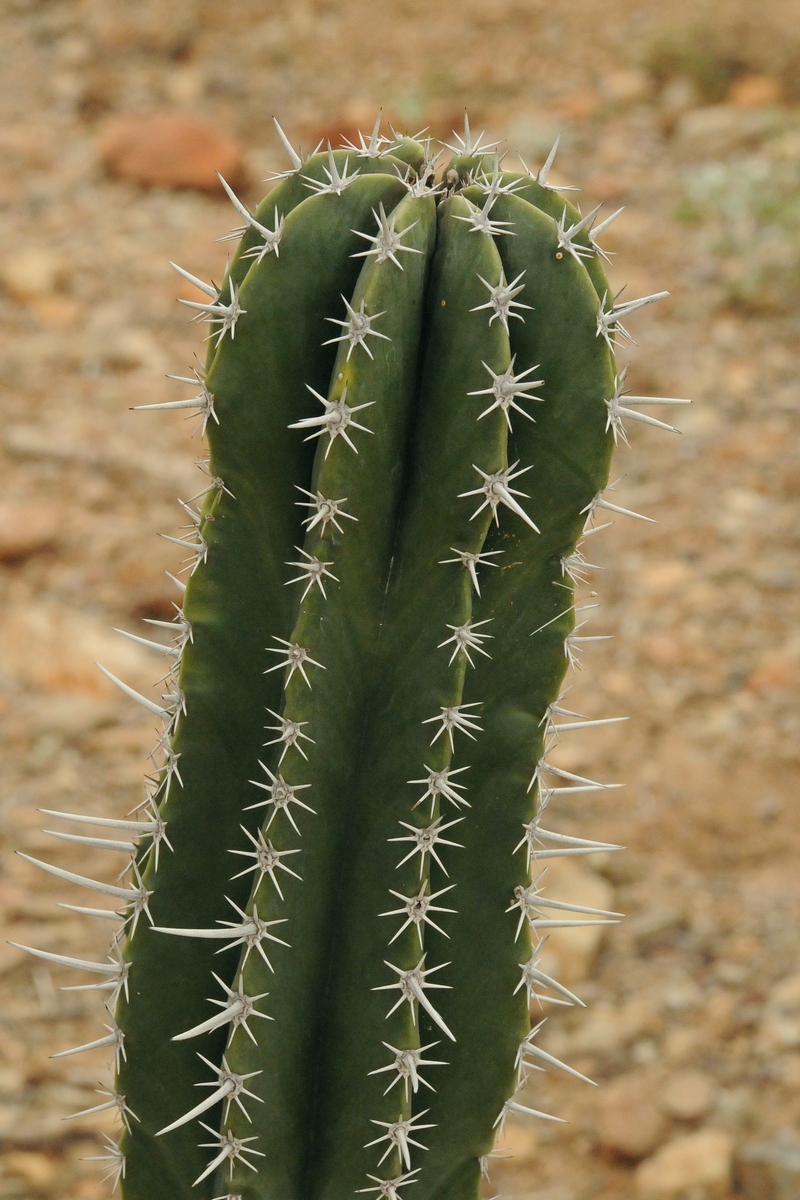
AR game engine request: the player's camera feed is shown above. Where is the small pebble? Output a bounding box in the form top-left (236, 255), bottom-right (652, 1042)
top-left (595, 1073), bottom-right (668, 1160)
top-left (635, 1130), bottom-right (733, 1198)
top-left (659, 1070), bottom-right (714, 1121)
top-left (0, 503), bottom-right (61, 563)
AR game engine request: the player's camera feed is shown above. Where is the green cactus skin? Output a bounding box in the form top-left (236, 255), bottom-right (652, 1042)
top-left (14, 119), bottom-right (687, 1200)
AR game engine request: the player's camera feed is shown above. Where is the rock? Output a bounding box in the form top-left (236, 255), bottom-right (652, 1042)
top-left (0, 249), bottom-right (64, 301)
top-left (495, 1117), bottom-right (539, 1165)
top-left (674, 105), bottom-right (785, 158)
top-left (635, 1131), bottom-right (733, 1198)
top-left (659, 1070), bottom-right (714, 1121)
top-left (729, 75), bottom-right (783, 109)
top-left (84, 325), bottom-right (167, 372)
top-left (601, 69), bottom-right (649, 104)
top-left (759, 974), bottom-right (800, 1050)
top-left (595, 1073), bottom-right (669, 1160)
top-left (639, 561), bottom-right (693, 594)
top-left (560, 994), bottom-right (661, 1060)
top-left (659, 78), bottom-right (701, 125)
top-left (660, 981), bottom-right (704, 1014)
top-left (2, 1150), bottom-right (59, 1187)
top-left (27, 693), bottom-right (117, 741)
top-left (714, 1087), bottom-right (752, 1128)
top-left (519, 1190), bottom-right (575, 1200)
top-left (0, 503), bottom-right (61, 562)
top-left (560, 1001), bottom-right (622, 1058)
top-left (663, 1027), bottom-right (705, 1066)
top-left (506, 113), bottom-right (563, 161)
top-left (643, 636), bottom-right (684, 667)
top-left (99, 112), bottom-right (245, 192)
top-left (703, 990), bottom-right (738, 1040)
top-left (0, 603), bottom-right (157, 697)
top-left (631, 908), bottom-right (686, 953)
top-left (553, 90), bottom-right (598, 122)
top-left (747, 655), bottom-right (800, 697)
top-left (531, 858), bottom-right (616, 984)
top-left (735, 1135), bottom-right (800, 1199)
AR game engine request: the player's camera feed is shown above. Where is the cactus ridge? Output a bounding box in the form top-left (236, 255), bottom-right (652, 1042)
top-left (14, 116), bottom-right (690, 1200)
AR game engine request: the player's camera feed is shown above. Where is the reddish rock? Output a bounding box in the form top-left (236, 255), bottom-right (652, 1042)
top-left (595, 1073), bottom-right (669, 1161)
top-left (99, 113), bottom-right (245, 192)
top-left (729, 74), bottom-right (783, 109)
top-left (0, 504), bottom-right (60, 562)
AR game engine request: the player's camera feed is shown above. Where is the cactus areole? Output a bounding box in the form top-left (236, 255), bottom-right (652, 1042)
top-left (16, 116), bottom-right (689, 1200)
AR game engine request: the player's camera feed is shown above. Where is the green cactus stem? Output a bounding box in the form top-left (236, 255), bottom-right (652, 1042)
top-left (14, 115), bottom-right (689, 1200)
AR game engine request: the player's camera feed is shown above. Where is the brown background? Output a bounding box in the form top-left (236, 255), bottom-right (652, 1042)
top-left (1, 1), bottom-right (799, 1197)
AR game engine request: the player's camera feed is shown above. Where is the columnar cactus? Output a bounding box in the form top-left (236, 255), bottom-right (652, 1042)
top-left (15, 116), bottom-right (688, 1200)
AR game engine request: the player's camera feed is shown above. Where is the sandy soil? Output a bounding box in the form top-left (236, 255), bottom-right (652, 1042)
top-left (1, 2), bottom-right (799, 1198)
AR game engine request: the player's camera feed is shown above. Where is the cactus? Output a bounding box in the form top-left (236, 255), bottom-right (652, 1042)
top-left (14, 116), bottom-right (689, 1200)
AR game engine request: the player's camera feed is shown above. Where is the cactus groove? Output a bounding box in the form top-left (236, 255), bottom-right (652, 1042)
top-left (14, 117), bottom-right (689, 1200)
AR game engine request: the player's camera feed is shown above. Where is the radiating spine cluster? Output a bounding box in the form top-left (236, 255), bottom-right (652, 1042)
top-left (13, 114), bottom-right (689, 1200)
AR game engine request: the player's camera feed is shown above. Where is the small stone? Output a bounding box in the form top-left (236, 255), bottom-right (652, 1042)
top-left (639, 561), bottom-right (692, 594)
top-left (86, 326), bottom-right (166, 372)
top-left (659, 1070), bottom-right (714, 1121)
top-left (0, 603), bottom-right (156, 697)
top-left (659, 78), bottom-right (701, 121)
top-left (595, 1073), bottom-right (669, 1160)
top-left (99, 112), bottom-right (245, 192)
top-left (631, 908), bottom-right (686, 953)
top-left (0, 503), bottom-right (61, 562)
top-left (674, 105), bottom-right (784, 158)
top-left (28, 693), bottom-right (117, 742)
top-left (635, 1131), bottom-right (733, 1198)
top-left (703, 991), bottom-right (738, 1039)
top-left (530, 858), bottom-right (616, 984)
top-left (643, 635), bottom-right (684, 667)
top-left (602, 69), bottom-right (649, 104)
top-left (747, 656), bottom-right (800, 697)
top-left (664, 1027), bottom-right (705, 1066)
top-left (729, 75), bottom-right (783, 109)
top-left (506, 113), bottom-right (563, 161)
top-left (560, 1001), bottom-right (622, 1058)
top-left (759, 974), bottom-right (800, 1050)
top-left (521, 1190), bottom-right (575, 1200)
top-left (495, 1117), bottom-right (539, 1165)
top-left (30, 295), bottom-right (83, 325)
top-left (714, 1087), bottom-right (752, 1128)
top-left (0, 249), bottom-right (64, 301)
top-left (584, 175), bottom-right (626, 202)
top-left (553, 90), bottom-right (598, 122)
top-left (660, 981), bottom-right (704, 1013)
top-left (714, 959), bottom-right (749, 984)
top-left (2, 1151), bottom-right (59, 1188)
top-left (736, 1136), bottom-right (800, 1199)
top-left (560, 993), bottom-right (661, 1060)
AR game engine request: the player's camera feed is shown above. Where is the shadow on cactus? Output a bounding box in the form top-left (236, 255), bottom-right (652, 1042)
top-left (13, 114), bottom-right (689, 1200)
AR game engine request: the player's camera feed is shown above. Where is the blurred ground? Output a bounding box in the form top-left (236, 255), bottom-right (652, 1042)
top-left (1, 1), bottom-right (799, 1198)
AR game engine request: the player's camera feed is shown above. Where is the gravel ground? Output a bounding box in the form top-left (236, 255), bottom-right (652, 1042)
top-left (1, 3), bottom-right (799, 1198)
